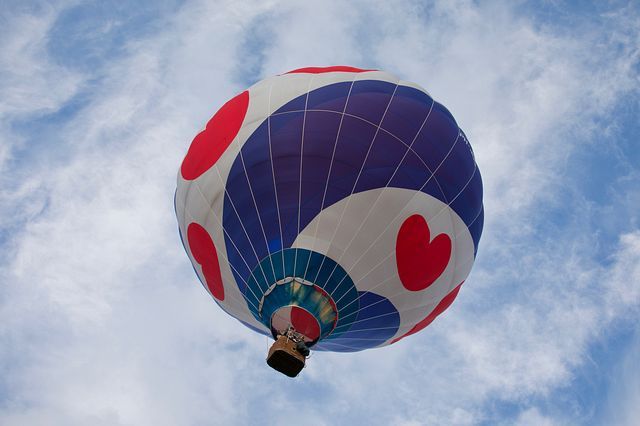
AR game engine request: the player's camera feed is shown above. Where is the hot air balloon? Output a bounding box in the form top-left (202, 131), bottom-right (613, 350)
top-left (175, 66), bottom-right (483, 377)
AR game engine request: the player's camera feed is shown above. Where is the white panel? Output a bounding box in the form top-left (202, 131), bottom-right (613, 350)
top-left (293, 188), bottom-right (476, 342)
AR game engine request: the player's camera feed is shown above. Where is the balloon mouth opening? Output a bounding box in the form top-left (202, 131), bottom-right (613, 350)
top-left (259, 277), bottom-right (338, 344)
top-left (270, 305), bottom-right (321, 343)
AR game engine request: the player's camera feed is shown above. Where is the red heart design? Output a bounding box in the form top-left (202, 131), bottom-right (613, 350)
top-left (180, 90), bottom-right (249, 180)
top-left (187, 223), bottom-right (225, 301)
top-left (396, 214), bottom-right (451, 291)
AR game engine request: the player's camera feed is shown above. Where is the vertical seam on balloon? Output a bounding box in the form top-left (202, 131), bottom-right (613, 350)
top-left (315, 206), bottom-right (483, 345)
top-left (293, 74), bottom-right (316, 278)
top-left (322, 79), bottom-right (402, 300)
top-left (188, 182), bottom-right (265, 309)
top-left (301, 114), bottom-right (448, 300)
top-left (332, 188), bottom-right (464, 313)
top-left (271, 107), bottom-right (452, 188)
top-left (428, 160), bottom-right (478, 238)
top-left (354, 162), bottom-right (477, 342)
top-left (208, 98), bottom-right (289, 300)
top-left (196, 170), bottom-right (271, 299)
top-left (329, 133), bottom-right (463, 315)
top-left (443, 131), bottom-right (464, 346)
top-left (306, 74), bottom-right (360, 286)
top-left (182, 197), bottom-right (263, 314)
top-left (321, 83), bottom-right (436, 299)
top-left (266, 77), bottom-right (286, 276)
top-left (401, 127), bottom-right (466, 345)
top-left (237, 121), bottom-right (277, 283)
top-left (346, 131), bottom-right (461, 276)
top-left (328, 106), bottom-right (458, 307)
top-left (331, 199), bottom-right (482, 328)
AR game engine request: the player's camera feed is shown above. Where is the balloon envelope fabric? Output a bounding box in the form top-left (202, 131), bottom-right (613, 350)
top-left (175, 66), bottom-right (483, 352)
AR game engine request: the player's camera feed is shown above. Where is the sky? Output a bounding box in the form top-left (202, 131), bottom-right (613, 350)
top-left (0, 0), bottom-right (639, 425)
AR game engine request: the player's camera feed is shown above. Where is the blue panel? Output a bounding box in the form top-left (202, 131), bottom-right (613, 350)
top-left (468, 206), bottom-right (484, 255)
top-left (322, 115), bottom-right (378, 208)
top-left (411, 102), bottom-right (459, 174)
top-left (381, 85), bottom-right (433, 143)
top-left (345, 79), bottom-right (396, 124)
top-left (353, 130), bottom-right (408, 193)
top-left (307, 81), bottom-right (351, 112)
top-left (274, 93), bottom-right (307, 114)
top-left (315, 292), bottom-right (400, 352)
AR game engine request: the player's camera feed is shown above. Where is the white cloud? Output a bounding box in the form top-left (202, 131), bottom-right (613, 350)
top-left (604, 327), bottom-right (640, 426)
top-left (0, 3), bottom-right (81, 118)
top-left (0, 1), bottom-right (638, 425)
top-left (0, 2), bottom-right (83, 251)
top-left (515, 407), bottom-right (557, 426)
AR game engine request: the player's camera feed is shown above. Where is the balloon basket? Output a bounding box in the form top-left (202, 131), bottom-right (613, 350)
top-left (266, 334), bottom-right (308, 377)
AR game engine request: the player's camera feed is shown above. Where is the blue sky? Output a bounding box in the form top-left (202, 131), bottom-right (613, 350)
top-left (1, 1), bottom-right (638, 425)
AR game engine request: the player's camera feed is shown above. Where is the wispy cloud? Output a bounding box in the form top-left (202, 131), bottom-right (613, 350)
top-left (0, 3), bottom-right (83, 244)
top-left (0, 1), bottom-right (638, 425)
top-left (603, 325), bottom-right (640, 426)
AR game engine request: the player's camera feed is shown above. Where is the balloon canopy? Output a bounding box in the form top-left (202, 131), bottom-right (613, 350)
top-left (175, 66), bottom-right (483, 353)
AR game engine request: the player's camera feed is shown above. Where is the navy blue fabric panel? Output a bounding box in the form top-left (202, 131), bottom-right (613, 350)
top-left (221, 163), bottom-right (258, 291)
top-left (433, 98), bottom-right (458, 125)
top-left (345, 79), bottom-right (396, 124)
top-left (223, 166), bottom-right (269, 287)
top-left (269, 112), bottom-right (304, 247)
top-left (274, 92), bottom-right (307, 114)
top-left (241, 123), bottom-right (282, 254)
top-left (307, 81), bottom-right (351, 112)
top-left (411, 102), bottom-right (460, 178)
top-left (381, 85), bottom-right (433, 143)
top-left (299, 111), bottom-right (342, 228)
top-left (223, 235), bottom-right (250, 294)
top-left (353, 130), bottom-right (408, 193)
top-left (388, 149), bottom-right (444, 198)
top-left (468, 206), bottom-right (484, 255)
top-left (317, 291), bottom-right (399, 352)
top-left (434, 138), bottom-right (476, 204)
top-left (450, 167), bottom-right (483, 245)
top-left (322, 115), bottom-right (378, 207)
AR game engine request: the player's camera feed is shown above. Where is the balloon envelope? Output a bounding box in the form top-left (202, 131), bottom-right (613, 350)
top-left (175, 66), bottom-right (483, 352)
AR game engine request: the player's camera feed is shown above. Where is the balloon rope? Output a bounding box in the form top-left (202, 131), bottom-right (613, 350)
top-left (301, 74), bottom-right (359, 282)
top-left (182, 198), bottom-right (264, 315)
top-left (319, 88), bottom-right (436, 299)
top-left (266, 79), bottom-right (286, 276)
top-left (331, 206), bottom-right (482, 326)
top-left (321, 166), bottom-right (480, 345)
top-left (326, 110), bottom-right (458, 302)
top-left (332, 130), bottom-right (464, 304)
top-left (293, 74), bottom-right (316, 277)
top-left (210, 166), bottom-right (272, 295)
top-left (238, 124), bottom-right (278, 283)
top-left (332, 159), bottom-right (478, 310)
top-left (309, 79), bottom-right (401, 289)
